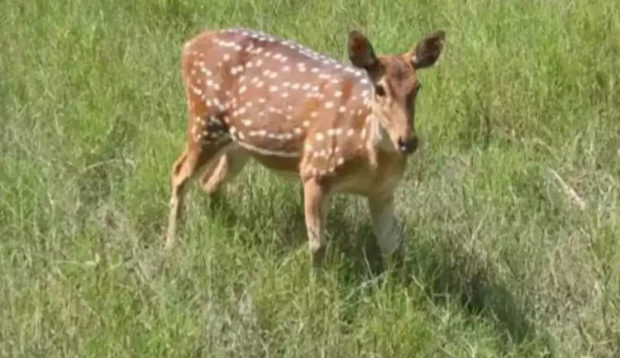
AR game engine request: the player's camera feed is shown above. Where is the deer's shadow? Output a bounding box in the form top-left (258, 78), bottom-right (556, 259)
top-left (196, 184), bottom-right (544, 353)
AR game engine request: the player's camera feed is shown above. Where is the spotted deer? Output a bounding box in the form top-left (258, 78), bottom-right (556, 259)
top-left (166, 28), bottom-right (445, 263)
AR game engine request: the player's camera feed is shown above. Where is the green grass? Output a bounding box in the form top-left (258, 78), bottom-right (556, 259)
top-left (1, 0), bottom-right (619, 356)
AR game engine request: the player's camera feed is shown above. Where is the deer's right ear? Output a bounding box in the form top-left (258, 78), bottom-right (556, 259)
top-left (348, 31), bottom-right (382, 80)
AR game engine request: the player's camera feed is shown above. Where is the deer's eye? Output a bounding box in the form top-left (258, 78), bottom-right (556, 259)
top-left (375, 84), bottom-right (386, 97)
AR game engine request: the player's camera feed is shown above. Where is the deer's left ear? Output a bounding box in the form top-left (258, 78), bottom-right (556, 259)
top-left (411, 31), bottom-right (445, 69)
top-left (348, 31), bottom-right (383, 81)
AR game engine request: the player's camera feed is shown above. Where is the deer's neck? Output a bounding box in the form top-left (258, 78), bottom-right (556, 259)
top-left (365, 103), bottom-right (400, 167)
top-left (363, 108), bottom-right (399, 168)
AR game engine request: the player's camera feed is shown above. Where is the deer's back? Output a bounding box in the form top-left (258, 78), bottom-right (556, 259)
top-left (183, 28), bottom-right (378, 180)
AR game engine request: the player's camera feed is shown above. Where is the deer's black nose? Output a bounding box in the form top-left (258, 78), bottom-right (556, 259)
top-left (398, 136), bottom-right (418, 154)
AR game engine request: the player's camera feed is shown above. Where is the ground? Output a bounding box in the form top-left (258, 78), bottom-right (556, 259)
top-left (1, 0), bottom-right (619, 357)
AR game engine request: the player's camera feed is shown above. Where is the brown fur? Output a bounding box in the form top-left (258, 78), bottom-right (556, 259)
top-left (166, 28), bottom-right (445, 264)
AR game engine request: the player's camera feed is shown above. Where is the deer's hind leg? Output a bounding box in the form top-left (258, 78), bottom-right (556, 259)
top-left (165, 115), bottom-right (232, 248)
top-left (200, 147), bottom-right (250, 195)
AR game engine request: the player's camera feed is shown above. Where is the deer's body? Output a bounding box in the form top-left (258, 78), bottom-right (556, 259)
top-left (167, 28), bottom-right (445, 263)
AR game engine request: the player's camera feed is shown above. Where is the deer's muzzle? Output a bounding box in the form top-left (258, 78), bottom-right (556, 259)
top-left (397, 136), bottom-right (418, 154)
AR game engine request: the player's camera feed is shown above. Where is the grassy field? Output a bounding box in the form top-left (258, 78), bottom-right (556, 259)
top-left (1, 0), bottom-right (619, 356)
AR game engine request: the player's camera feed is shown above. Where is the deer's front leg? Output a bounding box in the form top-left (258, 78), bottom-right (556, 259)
top-left (303, 178), bottom-right (330, 265)
top-left (368, 193), bottom-right (402, 260)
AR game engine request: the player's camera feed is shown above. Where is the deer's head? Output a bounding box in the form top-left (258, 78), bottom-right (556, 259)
top-left (349, 30), bottom-right (445, 154)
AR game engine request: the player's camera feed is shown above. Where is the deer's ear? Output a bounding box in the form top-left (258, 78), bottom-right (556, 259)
top-left (411, 31), bottom-right (445, 69)
top-left (348, 31), bottom-right (383, 80)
